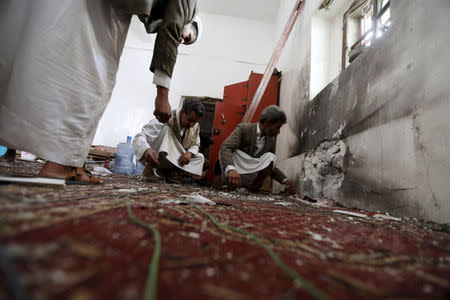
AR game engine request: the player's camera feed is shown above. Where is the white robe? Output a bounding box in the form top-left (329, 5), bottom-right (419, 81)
top-left (221, 150), bottom-right (276, 187)
top-left (132, 118), bottom-right (204, 176)
top-left (0, 0), bottom-right (131, 167)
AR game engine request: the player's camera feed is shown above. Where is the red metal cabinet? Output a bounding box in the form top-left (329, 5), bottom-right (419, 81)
top-left (207, 71), bottom-right (281, 181)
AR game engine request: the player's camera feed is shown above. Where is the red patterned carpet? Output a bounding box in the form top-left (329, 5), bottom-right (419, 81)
top-left (1, 161), bottom-right (449, 299)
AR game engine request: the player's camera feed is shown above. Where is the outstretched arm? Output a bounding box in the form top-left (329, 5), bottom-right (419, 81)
top-left (150, 0), bottom-right (198, 122)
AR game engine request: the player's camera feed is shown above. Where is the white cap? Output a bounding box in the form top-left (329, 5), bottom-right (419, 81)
top-left (193, 16), bottom-right (202, 43)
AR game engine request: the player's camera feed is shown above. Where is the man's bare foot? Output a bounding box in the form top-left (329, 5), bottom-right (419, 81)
top-left (39, 162), bottom-right (73, 178)
top-left (39, 161), bottom-right (100, 184)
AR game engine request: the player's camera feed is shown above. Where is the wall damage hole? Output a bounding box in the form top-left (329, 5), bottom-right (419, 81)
top-left (301, 139), bottom-right (346, 201)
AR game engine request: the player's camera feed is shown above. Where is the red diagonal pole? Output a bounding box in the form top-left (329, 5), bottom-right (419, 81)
top-left (242, 0), bottom-right (305, 123)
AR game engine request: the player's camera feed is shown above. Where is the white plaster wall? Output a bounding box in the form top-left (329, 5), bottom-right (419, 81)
top-left (93, 13), bottom-right (275, 147)
top-left (275, 0), bottom-right (319, 161)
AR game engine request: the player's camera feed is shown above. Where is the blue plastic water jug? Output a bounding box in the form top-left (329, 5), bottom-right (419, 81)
top-left (0, 145), bottom-right (7, 157)
top-left (112, 136), bottom-right (135, 175)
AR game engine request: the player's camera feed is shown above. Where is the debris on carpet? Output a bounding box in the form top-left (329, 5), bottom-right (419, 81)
top-left (1, 160), bottom-right (449, 299)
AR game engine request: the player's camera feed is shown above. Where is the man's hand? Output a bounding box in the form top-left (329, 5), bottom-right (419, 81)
top-left (227, 169), bottom-right (241, 188)
top-left (143, 148), bottom-right (159, 167)
top-left (178, 152), bottom-right (193, 165)
top-left (284, 179), bottom-right (296, 195)
top-left (154, 86), bottom-right (172, 123)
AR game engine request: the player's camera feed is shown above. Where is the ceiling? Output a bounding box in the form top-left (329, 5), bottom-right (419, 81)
top-left (199, 0), bottom-right (281, 23)
top-left (316, 0), bottom-right (353, 18)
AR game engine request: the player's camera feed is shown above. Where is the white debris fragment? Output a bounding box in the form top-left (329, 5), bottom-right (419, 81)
top-left (323, 227), bottom-right (332, 232)
top-left (289, 196), bottom-right (335, 207)
top-left (158, 199), bottom-right (186, 205)
top-left (181, 194), bottom-right (216, 205)
top-left (333, 209), bottom-right (368, 218)
top-left (92, 166), bottom-right (112, 175)
top-left (50, 207), bottom-right (71, 213)
top-left (309, 232), bottom-right (324, 241)
top-left (373, 214), bottom-right (402, 222)
top-left (239, 272), bottom-right (250, 281)
top-left (49, 270), bottom-right (73, 285)
top-left (205, 267), bottom-right (215, 277)
top-left (275, 202), bottom-right (292, 207)
top-left (187, 232), bottom-right (200, 239)
top-left (118, 187), bottom-right (150, 193)
top-left (117, 189), bottom-right (137, 193)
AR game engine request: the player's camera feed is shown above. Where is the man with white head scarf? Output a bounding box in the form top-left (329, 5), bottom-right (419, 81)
top-left (133, 99), bottom-right (205, 180)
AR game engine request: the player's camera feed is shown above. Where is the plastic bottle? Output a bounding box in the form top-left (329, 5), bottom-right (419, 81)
top-left (112, 136), bottom-right (135, 175)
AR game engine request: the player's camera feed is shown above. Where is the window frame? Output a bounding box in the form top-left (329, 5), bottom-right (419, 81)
top-left (342, 0), bottom-right (391, 69)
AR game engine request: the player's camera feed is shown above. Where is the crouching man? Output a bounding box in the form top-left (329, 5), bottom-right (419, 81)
top-left (218, 105), bottom-right (295, 193)
top-left (133, 99), bottom-right (205, 180)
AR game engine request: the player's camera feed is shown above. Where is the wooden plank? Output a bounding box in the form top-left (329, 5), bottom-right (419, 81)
top-left (0, 176), bottom-right (66, 187)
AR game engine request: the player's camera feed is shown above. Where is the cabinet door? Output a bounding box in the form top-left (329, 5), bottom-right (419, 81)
top-left (207, 81), bottom-right (248, 181)
top-left (247, 72), bottom-right (281, 123)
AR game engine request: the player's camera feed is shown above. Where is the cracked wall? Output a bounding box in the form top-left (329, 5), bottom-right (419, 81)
top-left (274, 0), bottom-right (450, 223)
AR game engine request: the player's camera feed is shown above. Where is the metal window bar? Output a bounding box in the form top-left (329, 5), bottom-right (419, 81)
top-left (375, 0), bottom-right (390, 19)
top-left (350, 28), bottom-right (372, 50)
top-left (371, 0), bottom-right (378, 43)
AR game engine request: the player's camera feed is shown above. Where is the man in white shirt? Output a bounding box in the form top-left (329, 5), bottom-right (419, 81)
top-left (133, 99), bottom-right (205, 180)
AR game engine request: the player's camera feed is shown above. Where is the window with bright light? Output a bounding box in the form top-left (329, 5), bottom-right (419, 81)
top-left (342, 0), bottom-right (391, 68)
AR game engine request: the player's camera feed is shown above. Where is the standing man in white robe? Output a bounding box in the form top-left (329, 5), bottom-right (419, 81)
top-left (133, 99), bottom-right (205, 180)
top-left (0, 0), bottom-right (200, 183)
